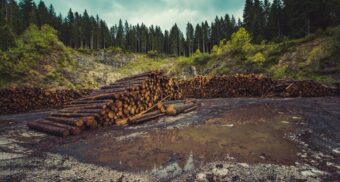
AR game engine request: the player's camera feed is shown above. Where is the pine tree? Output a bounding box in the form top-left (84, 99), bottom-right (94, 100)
top-left (116, 19), bottom-right (124, 48)
top-left (252, 0), bottom-right (265, 42)
top-left (243, 0), bottom-right (254, 33)
top-left (0, 24), bottom-right (15, 51)
top-left (186, 22), bottom-right (194, 56)
top-left (36, 0), bottom-right (48, 26)
top-left (0, 0), bottom-right (7, 24)
top-left (163, 30), bottom-right (170, 54)
top-left (267, 0), bottom-right (283, 39)
top-left (19, 0), bottom-right (37, 31)
top-left (194, 24), bottom-right (202, 52)
top-left (169, 24), bottom-right (182, 56)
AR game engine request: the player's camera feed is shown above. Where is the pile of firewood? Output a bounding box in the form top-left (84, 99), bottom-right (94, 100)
top-left (0, 87), bottom-right (91, 115)
top-left (28, 71), bottom-right (189, 137)
top-left (179, 74), bottom-right (338, 98)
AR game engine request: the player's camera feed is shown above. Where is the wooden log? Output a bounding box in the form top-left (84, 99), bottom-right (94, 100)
top-left (128, 111), bottom-right (165, 125)
top-left (36, 120), bottom-right (82, 135)
top-left (166, 103), bottom-right (197, 116)
top-left (71, 99), bottom-right (111, 105)
top-left (51, 113), bottom-right (100, 119)
top-left (46, 117), bottom-right (84, 127)
top-left (116, 118), bottom-right (128, 126)
top-left (59, 109), bottom-right (102, 114)
top-left (83, 117), bottom-right (97, 129)
top-left (27, 121), bottom-right (70, 137)
top-left (183, 105), bottom-right (199, 113)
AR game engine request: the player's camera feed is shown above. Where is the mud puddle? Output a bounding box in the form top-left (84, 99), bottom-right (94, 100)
top-left (55, 103), bottom-right (303, 179)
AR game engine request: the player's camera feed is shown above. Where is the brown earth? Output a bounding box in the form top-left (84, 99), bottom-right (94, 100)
top-left (0, 97), bottom-right (339, 181)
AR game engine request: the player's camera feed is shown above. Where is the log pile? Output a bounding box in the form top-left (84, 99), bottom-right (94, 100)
top-left (179, 75), bottom-right (274, 98)
top-left (28, 71), bottom-right (188, 137)
top-left (0, 88), bottom-right (91, 115)
top-left (179, 74), bottom-right (338, 98)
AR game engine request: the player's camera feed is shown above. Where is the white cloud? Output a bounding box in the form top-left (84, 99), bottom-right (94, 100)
top-left (128, 8), bottom-right (199, 30)
top-left (39, 0), bottom-right (246, 31)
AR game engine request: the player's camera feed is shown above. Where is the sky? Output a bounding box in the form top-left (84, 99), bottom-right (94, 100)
top-left (35, 0), bottom-right (246, 31)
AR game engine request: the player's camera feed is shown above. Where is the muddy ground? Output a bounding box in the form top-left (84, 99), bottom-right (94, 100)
top-left (0, 97), bottom-right (339, 182)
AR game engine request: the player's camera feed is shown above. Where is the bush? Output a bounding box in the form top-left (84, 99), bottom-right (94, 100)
top-left (147, 50), bottom-right (159, 58)
top-left (249, 52), bottom-right (266, 63)
top-left (229, 27), bottom-right (254, 54)
top-left (269, 65), bottom-right (288, 79)
top-left (0, 24), bottom-right (73, 84)
top-left (193, 53), bottom-right (210, 65)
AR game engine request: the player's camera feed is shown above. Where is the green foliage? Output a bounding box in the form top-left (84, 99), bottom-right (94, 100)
top-left (333, 26), bottom-right (340, 55)
top-left (16, 24), bottom-right (65, 54)
top-left (0, 25), bottom-right (16, 51)
top-left (249, 52), bottom-right (266, 63)
top-left (147, 50), bottom-right (159, 58)
top-left (269, 65), bottom-right (288, 79)
top-left (0, 24), bottom-right (75, 88)
top-left (193, 53), bottom-right (211, 65)
top-left (229, 27), bottom-right (254, 54)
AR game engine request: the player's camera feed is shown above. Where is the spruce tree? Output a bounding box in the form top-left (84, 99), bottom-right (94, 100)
top-left (186, 22), bottom-right (194, 56)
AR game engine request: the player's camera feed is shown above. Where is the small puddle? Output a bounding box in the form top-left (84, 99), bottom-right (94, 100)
top-left (56, 103), bottom-right (302, 179)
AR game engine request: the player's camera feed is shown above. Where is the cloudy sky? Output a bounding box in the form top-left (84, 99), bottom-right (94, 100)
top-left (35, 0), bottom-right (245, 31)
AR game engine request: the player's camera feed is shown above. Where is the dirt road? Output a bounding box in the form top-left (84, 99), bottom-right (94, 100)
top-left (0, 97), bottom-right (339, 181)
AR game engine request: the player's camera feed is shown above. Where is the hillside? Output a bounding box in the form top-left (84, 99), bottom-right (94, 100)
top-left (173, 26), bottom-right (340, 83)
top-left (0, 25), bottom-right (339, 89)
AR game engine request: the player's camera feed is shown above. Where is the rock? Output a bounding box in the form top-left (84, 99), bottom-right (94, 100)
top-left (215, 164), bottom-right (223, 169)
top-left (196, 173), bottom-right (207, 181)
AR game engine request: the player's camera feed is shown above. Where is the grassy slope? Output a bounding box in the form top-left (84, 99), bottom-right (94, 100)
top-left (1, 26), bottom-right (339, 89)
top-left (170, 27), bottom-right (340, 83)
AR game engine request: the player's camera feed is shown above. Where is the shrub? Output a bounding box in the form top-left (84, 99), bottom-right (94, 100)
top-left (147, 50), bottom-right (159, 58)
top-left (229, 27), bottom-right (254, 54)
top-left (0, 24), bottom-right (73, 83)
top-left (193, 53), bottom-right (210, 65)
top-left (269, 65), bottom-right (288, 79)
top-left (249, 52), bottom-right (266, 63)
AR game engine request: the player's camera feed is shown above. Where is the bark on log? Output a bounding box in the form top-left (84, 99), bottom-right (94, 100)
top-left (46, 117), bottom-right (84, 127)
top-left (36, 120), bottom-right (82, 135)
top-left (166, 103), bottom-right (197, 115)
top-left (28, 121), bottom-right (70, 137)
top-left (128, 111), bottom-right (165, 125)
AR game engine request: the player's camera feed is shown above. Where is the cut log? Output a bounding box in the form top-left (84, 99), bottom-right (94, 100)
top-left (128, 111), bottom-right (165, 125)
top-left (116, 118), bottom-right (128, 126)
top-left (51, 113), bottom-right (99, 118)
top-left (36, 120), bottom-right (82, 135)
top-left (46, 117), bottom-right (84, 127)
top-left (27, 121), bottom-right (70, 137)
top-left (166, 103), bottom-right (196, 115)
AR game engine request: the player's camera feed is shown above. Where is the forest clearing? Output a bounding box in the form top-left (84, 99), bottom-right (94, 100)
top-left (0, 0), bottom-right (339, 181)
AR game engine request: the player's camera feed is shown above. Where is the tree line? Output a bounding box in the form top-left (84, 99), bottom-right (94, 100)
top-left (1, 0), bottom-right (339, 54)
top-left (243, 0), bottom-right (340, 42)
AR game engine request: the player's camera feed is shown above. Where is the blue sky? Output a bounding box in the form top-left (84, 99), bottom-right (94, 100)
top-left (35, 0), bottom-right (246, 31)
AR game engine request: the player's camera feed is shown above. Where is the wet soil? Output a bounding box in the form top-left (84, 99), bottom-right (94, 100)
top-left (0, 97), bottom-right (339, 181)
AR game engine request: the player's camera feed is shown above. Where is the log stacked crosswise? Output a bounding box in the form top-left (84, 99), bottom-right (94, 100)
top-left (0, 88), bottom-right (91, 115)
top-left (179, 74), bottom-right (338, 98)
top-left (28, 71), bottom-right (184, 137)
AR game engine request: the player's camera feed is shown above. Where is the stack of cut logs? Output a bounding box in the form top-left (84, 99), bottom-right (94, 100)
top-left (179, 74), bottom-right (338, 98)
top-left (28, 71), bottom-right (195, 137)
top-left (179, 74), bottom-right (274, 98)
top-left (0, 87), bottom-right (91, 115)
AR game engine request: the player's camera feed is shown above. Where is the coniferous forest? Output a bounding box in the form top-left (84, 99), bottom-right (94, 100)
top-left (1, 0), bottom-right (339, 56)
